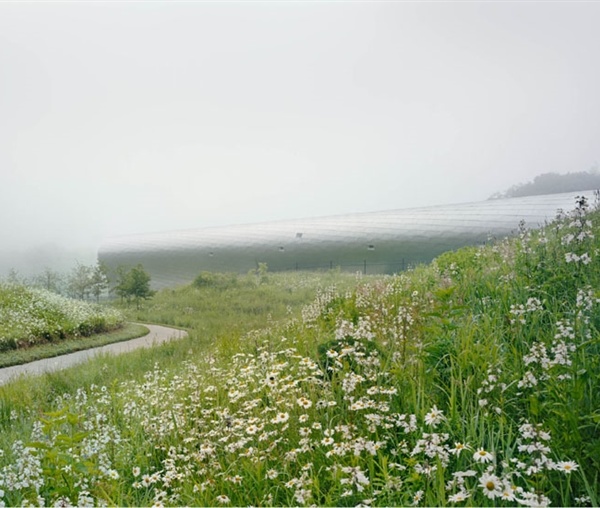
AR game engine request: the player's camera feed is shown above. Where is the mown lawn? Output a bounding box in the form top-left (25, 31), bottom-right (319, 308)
top-left (0, 323), bottom-right (148, 369)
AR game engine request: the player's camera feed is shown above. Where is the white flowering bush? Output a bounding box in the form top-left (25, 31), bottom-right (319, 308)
top-left (0, 196), bottom-right (598, 506)
top-left (0, 284), bottom-right (124, 351)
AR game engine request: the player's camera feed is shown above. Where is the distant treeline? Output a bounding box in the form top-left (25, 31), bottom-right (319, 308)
top-left (490, 168), bottom-right (600, 199)
top-left (2, 261), bottom-right (154, 305)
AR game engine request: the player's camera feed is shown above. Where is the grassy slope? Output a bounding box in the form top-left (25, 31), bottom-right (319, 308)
top-left (0, 198), bottom-right (599, 507)
top-left (119, 270), bottom-right (359, 340)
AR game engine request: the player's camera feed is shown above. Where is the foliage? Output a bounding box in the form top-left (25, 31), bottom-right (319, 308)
top-left (90, 262), bottom-right (109, 302)
top-left (2, 262), bottom-right (110, 301)
top-left (113, 264), bottom-right (155, 308)
top-left (490, 168), bottom-right (600, 199)
top-left (32, 267), bottom-right (64, 294)
top-left (0, 198), bottom-right (599, 507)
top-left (254, 262), bottom-right (270, 284)
top-left (67, 263), bottom-right (94, 300)
top-left (68, 261), bottom-right (110, 302)
top-left (193, 271), bottom-right (241, 289)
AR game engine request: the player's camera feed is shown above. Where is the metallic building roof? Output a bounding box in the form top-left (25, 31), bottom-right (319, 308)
top-left (99, 191), bottom-right (595, 288)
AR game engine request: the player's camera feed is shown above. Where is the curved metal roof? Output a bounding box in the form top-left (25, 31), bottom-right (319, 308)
top-left (99, 191), bottom-right (595, 288)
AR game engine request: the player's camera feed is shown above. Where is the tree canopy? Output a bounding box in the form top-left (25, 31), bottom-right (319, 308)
top-left (490, 168), bottom-right (600, 199)
top-left (66, 262), bottom-right (109, 301)
top-left (113, 264), bottom-right (155, 308)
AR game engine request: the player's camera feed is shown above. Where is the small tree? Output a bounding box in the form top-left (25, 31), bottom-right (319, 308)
top-left (6, 268), bottom-right (24, 285)
top-left (34, 267), bottom-right (64, 294)
top-left (112, 265), bottom-right (130, 303)
top-left (67, 263), bottom-right (94, 300)
top-left (90, 261), bottom-right (109, 302)
top-left (250, 262), bottom-right (269, 285)
top-left (128, 264), bottom-right (155, 308)
top-left (113, 264), bottom-right (155, 308)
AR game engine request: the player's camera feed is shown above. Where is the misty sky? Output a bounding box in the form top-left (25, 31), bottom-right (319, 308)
top-left (1, 1), bottom-right (599, 274)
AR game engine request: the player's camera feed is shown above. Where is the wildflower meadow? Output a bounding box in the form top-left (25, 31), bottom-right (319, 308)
top-left (0, 196), bottom-right (599, 507)
top-left (0, 284), bottom-right (124, 352)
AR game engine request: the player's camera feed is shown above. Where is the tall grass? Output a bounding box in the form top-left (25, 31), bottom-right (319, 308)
top-left (0, 197), bottom-right (598, 507)
top-left (119, 269), bottom-right (360, 348)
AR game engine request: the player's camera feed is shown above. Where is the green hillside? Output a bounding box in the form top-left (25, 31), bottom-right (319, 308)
top-left (0, 195), bottom-right (598, 507)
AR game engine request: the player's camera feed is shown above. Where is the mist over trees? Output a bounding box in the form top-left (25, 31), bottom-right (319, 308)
top-left (16, 262), bottom-right (109, 301)
top-left (1, 261), bottom-right (155, 306)
top-left (0, 244), bottom-right (97, 282)
top-left (66, 262), bottom-right (110, 301)
top-left (490, 167), bottom-right (600, 199)
top-left (2, 261), bottom-right (110, 302)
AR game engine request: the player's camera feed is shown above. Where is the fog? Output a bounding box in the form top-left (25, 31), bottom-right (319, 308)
top-left (1, 2), bottom-right (599, 276)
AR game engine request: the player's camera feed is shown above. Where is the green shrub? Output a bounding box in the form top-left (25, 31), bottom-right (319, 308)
top-left (192, 271), bottom-right (240, 289)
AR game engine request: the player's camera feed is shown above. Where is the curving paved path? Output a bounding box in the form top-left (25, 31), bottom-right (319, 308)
top-left (0, 324), bottom-right (188, 387)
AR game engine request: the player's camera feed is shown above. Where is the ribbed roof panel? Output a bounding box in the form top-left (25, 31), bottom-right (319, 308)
top-left (98, 191), bottom-right (595, 288)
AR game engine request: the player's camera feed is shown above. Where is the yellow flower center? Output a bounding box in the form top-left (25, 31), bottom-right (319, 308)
top-left (486, 481), bottom-right (495, 490)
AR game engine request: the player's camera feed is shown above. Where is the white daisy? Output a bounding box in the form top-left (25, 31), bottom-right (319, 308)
top-left (297, 396), bottom-right (312, 409)
top-left (424, 405), bottom-right (444, 427)
top-left (246, 424), bottom-right (259, 435)
top-left (450, 442), bottom-right (468, 456)
top-left (479, 472), bottom-right (502, 499)
top-left (555, 460), bottom-right (578, 473)
top-left (448, 491), bottom-right (470, 503)
top-left (271, 412), bottom-right (289, 424)
top-left (473, 448), bottom-right (494, 463)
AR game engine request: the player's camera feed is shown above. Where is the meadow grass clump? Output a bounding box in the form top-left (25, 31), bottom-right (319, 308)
top-left (0, 197), bottom-right (599, 507)
top-left (0, 284), bottom-right (124, 352)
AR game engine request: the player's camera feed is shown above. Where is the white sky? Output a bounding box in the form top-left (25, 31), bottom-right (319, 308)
top-left (1, 1), bottom-right (599, 273)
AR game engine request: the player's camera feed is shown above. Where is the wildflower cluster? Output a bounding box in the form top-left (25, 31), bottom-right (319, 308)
top-left (444, 421), bottom-right (579, 507)
top-left (0, 389), bottom-right (124, 507)
top-left (0, 283), bottom-right (124, 351)
top-left (509, 297), bottom-right (544, 325)
top-left (476, 364), bottom-right (506, 415)
top-left (556, 195), bottom-right (595, 265)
